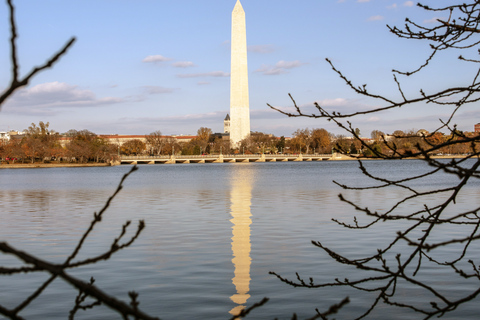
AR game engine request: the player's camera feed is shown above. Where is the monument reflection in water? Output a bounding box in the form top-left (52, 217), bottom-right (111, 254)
top-left (229, 165), bottom-right (254, 315)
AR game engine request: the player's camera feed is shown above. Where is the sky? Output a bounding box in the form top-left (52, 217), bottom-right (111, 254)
top-left (0, 0), bottom-right (478, 138)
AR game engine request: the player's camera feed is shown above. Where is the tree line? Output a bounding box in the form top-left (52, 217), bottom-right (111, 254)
top-left (0, 122), bottom-right (118, 164)
top-left (2, 122), bottom-right (477, 163)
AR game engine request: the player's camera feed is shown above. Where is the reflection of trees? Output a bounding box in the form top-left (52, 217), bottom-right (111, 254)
top-left (0, 191), bottom-right (50, 218)
top-left (229, 165), bottom-right (254, 315)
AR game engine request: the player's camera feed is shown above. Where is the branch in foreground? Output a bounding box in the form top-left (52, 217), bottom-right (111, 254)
top-left (0, 0), bottom-right (76, 108)
top-left (0, 166), bottom-right (160, 319)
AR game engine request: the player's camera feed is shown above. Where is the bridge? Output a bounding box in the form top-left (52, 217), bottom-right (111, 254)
top-left (120, 153), bottom-right (345, 165)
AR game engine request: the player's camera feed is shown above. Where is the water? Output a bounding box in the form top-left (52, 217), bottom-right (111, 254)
top-left (0, 160), bottom-right (479, 319)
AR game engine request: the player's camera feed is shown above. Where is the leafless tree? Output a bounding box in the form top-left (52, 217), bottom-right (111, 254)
top-left (0, 1), bottom-right (158, 319)
top-left (269, 2), bottom-right (480, 319)
top-left (145, 130), bottom-right (165, 156)
top-left (239, 131), bottom-right (277, 154)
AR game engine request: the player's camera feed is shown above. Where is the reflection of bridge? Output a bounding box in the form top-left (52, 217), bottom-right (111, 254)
top-left (121, 153), bottom-right (338, 165)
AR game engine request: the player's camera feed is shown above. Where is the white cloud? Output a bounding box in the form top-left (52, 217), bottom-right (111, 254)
top-left (268, 98), bottom-right (372, 118)
top-left (176, 71), bottom-right (230, 78)
top-left (368, 15), bottom-right (384, 21)
top-left (387, 3), bottom-right (398, 9)
top-left (250, 108), bottom-right (291, 120)
top-left (142, 55), bottom-right (172, 63)
top-left (255, 65), bottom-right (286, 75)
top-left (119, 111), bottom-right (227, 127)
top-left (172, 61), bottom-right (196, 68)
top-left (315, 98), bottom-right (350, 107)
top-left (255, 60), bottom-right (305, 75)
top-left (311, 98), bottom-right (378, 114)
top-left (358, 0), bottom-right (370, 2)
top-left (403, 1), bottom-right (414, 7)
top-left (4, 81), bottom-right (123, 111)
top-left (424, 17), bottom-right (444, 24)
top-left (248, 44), bottom-right (275, 54)
top-left (142, 86), bottom-right (176, 94)
top-left (276, 60), bottom-right (304, 69)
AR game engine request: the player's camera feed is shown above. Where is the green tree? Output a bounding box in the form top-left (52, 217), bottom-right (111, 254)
top-left (276, 136), bottom-right (286, 153)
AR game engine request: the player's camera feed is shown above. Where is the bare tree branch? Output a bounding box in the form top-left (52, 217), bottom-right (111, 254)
top-left (0, 0), bottom-right (76, 108)
top-left (269, 1), bottom-right (480, 318)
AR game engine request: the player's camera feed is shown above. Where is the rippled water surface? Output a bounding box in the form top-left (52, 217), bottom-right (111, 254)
top-left (0, 160), bottom-right (479, 319)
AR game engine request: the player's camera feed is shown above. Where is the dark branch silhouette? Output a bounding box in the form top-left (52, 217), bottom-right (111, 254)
top-left (0, 2), bottom-right (275, 319)
top-left (0, 0), bottom-right (76, 108)
top-left (269, 2), bottom-right (480, 319)
top-left (0, 1), bottom-right (160, 319)
top-left (0, 166), bottom-right (162, 320)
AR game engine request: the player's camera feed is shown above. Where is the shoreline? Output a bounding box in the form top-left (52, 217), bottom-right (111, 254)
top-left (0, 155), bottom-right (468, 169)
top-left (0, 163), bottom-right (115, 169)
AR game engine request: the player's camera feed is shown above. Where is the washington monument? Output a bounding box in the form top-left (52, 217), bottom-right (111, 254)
top-left (229, 0), bottom-right (250, 147)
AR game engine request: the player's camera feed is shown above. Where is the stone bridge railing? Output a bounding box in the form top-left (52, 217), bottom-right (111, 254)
top-left (119, 153), bottom-right (349, 165)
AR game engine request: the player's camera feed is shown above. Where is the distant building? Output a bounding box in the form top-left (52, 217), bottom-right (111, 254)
top-left (212, 132), bottom-right (230, 141)
top-left (475, 123), bottom-right (480, 133)
top-left (55, 134), bottom-right (198, 148)
top-left (0, 131), bottom-right (10, 142)
top-left (382, 135), bottom-right (395, 142)
top-left (416, 129), bottom-right (429, 136)
top-left (98, 135), bottom-right (196, 146)
top-left (224, 114), bottom-right (231, 134)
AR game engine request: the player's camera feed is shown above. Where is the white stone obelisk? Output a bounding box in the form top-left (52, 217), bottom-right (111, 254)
top-left (230, 0), bottom-right (250, 148)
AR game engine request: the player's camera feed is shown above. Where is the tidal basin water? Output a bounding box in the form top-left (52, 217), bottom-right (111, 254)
top-left (1, 160), bottom-right (479, 319)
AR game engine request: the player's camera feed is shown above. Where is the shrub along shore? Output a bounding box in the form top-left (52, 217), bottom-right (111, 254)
top-left (0, 162), bottom-right (116, 169)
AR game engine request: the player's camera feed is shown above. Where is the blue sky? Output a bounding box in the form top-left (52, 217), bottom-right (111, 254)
top-left (0, 0), bottom-right (478, 137)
